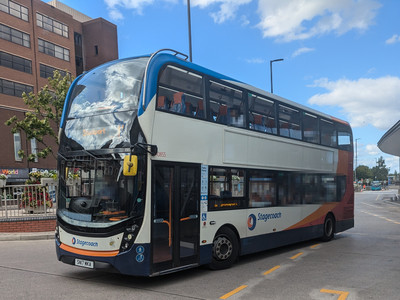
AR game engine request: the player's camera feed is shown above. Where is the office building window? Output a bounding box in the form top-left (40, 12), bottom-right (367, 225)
top-left (30, 138), bottom-right (38, 162)
top-left (0, 0), bottom-right (29, 21)
top-left (38, 38), bottom-right (69, 61)
top-left (39, 64), bottom-right (67, 78)
top-left (13, 132), bottom-right (22, 161)
top-left (0, 51), bottom-right (32, 73)
top-left (0, 23), bottom-right (30, 47)
top-left (0, 78), bottom-right (33, 97)
top-left (36, 12), bottom-right (68, 38)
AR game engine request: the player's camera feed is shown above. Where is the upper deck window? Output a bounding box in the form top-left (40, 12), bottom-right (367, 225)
top-left (278, 105), bottom-right (301, 140)
top-left (209, 81), bottom-right (244, 128)
top-left (337, 123), bottom-right (352, 151)
top-left (320, 119), bottom-right (337, 147)
top-left (303, 113), bottom-right (319, 144)
top-left (157, 65), bottom-right (204, 118)
top-left (248, 93), bottom-right (276, 134)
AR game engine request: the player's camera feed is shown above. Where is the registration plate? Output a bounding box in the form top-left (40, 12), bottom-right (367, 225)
top-left (75, 258), bottom-right (94, 269)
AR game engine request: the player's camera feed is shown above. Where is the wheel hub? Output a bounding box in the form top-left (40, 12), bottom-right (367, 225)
top-left (213, 236), bottom-right (233, 260)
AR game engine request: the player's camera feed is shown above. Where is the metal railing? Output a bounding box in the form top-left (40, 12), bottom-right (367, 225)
top-left (0, 182), bottom-right (57, 219)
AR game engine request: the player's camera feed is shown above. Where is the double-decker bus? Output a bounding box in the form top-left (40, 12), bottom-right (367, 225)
top-left (55, 49), bottom-right (354, 276)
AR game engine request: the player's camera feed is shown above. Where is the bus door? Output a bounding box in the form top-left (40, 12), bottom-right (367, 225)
top-left (152, 163), bottom-right (200, 273)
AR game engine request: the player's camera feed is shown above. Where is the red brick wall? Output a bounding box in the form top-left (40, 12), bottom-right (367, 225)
top-left (0, 218), bottom-right (56, 232)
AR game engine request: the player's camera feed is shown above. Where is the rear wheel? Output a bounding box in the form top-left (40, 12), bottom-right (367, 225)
top-left (209, 227), bottom-right (239, 270)
top-left (321, 214), bottom-right (335, 242)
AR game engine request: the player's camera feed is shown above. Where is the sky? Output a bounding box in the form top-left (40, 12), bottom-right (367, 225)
top-left (54, 0), bottom-right (400, 173)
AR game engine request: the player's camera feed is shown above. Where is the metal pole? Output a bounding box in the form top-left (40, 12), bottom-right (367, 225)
top-left (270, 58), bottom-right (284, 93)
top-left (270, 60), bottom-right (273, 93)
top-left (187, 0), bottom-right (193, 62)
top-left (355, 138), bottom-right (360, 182)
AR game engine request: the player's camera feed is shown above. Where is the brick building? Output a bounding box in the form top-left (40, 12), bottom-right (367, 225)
top-left (0, 0), bottom-right (118, 183)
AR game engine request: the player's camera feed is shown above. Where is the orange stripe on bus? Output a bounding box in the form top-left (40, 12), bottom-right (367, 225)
top-left (284, 203), bottom-right (338, 230)
top-left (60, 243), bottom-right (119, 257)
top-left (331, 116), bottom-right (350, 126)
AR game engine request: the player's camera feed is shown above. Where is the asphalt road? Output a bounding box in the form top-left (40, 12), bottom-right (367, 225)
top-left (0, 190), bottom-right (399, 299)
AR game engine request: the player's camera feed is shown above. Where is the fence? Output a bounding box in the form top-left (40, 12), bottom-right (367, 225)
top-left (0, 182), bottom-right (57, 220)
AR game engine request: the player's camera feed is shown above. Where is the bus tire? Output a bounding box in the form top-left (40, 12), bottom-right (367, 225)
top-left (209, 227), bottom-right (239, 270)
top-left (321, 214), bottom-right (335, 242)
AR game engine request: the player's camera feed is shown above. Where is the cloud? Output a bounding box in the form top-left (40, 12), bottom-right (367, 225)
top-left (192, 0), bottom-right (252, 23)
top-left (386, 34), bottom-right (400, 44)
top-left (245, 58), bottom-right (267, 64)
top-left (308, 76), bottom-right (400, 130)
top-left (365, 144), bottom-right (380, 156)
top-left (104, 0), bottom-right (251, 23)
top-left (240, 15), bottom-right (250, 27)
top-left (104, 0), bottom-right (178, 19)
top-left (292, 47), bottom-right (315, 57)
top-left (256, 0), bottom-right (381, 42)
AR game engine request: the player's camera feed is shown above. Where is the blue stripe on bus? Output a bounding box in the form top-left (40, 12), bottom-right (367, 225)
top-left (240, 225), bottom-right (323, 256)
top-left (140, 53), bottom-right (241, 115)
top-left (55, 240), bottom-right (152, 276)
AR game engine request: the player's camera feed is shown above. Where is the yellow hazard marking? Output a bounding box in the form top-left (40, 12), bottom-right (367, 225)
top-left (263, 265), bottom-right (280, 275)
top-left (320, 289), bottom-right (349, 300)
top-left (220, 285), bottom-right (248, 299)
top-left (310, 244), bottom-right (320, 249)
top-left (290, 252), bottom-right (304, 260)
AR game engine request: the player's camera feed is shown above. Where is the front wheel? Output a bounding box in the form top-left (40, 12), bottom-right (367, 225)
top-left (321, 214), bottom-right (335, 242)
top-left (209, 227), bottom-right (239, 270)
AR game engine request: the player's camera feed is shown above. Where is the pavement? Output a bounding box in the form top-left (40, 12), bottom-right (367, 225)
top-left (0, 231), bottom-right (54, 241)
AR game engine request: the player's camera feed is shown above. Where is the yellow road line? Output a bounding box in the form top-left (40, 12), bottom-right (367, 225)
top-left (290, 252), bottom-right (303, 260)
top-left (263, 265), bottom-right (280, 275)
top-left (310, 244), bottom-right (320, 249)
top-left (220, 285), bottom-right (248, 299)
top-left (320, 289), bottom-right (349, 300)
top-left (361, 210), bottom-right (400, 225)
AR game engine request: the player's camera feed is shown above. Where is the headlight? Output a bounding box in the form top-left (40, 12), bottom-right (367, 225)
top-left (120, 225), bottom-right (139, 252)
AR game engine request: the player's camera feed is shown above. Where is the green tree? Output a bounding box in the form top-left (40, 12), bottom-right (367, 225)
top-left (371, 156), bottom-right (389, 181)
top-left (5, 70), bottom-right (72, 162)
top-left (355, 165), bottom-right (372, 181)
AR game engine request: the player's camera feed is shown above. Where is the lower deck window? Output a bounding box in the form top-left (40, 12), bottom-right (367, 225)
top-left (209, 168), bottom-right (245, 210)
top-left (209, 167), bottom-right (347, 210)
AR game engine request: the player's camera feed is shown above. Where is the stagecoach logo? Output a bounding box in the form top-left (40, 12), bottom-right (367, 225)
top-left (248, 214), bottom-right (257, 231)
top-left (72, 236), bottom-right (99, 248)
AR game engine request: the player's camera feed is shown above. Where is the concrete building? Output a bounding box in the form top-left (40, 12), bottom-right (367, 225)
top-left (0, 0), bottom-right (118, 183)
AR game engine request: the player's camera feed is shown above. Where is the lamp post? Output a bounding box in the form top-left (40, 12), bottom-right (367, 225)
top-left (187, 0), bottom-right (193, 62)
top-left (355, 138), bottom-right (360, 182)
top-left (270, 58), bottom-right (284, 93)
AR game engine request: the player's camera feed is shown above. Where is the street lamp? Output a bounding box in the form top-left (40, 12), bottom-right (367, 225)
top-left (270, 58), bottom-right (284, 93)
top-left (187, 0), bottom-right (193, 62)
top-left (355, 138), bottom-right (360, 182)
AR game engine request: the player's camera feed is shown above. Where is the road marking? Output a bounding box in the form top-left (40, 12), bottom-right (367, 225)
top-left (310, 244), bottom-right (320, 249)
top-left (290, 252), bottom-right (303, 260)
top-left (220, 285), bottom-right (248, 299)
top-left (320, 289), bottom-right (349, 300)
top-left (360, 202), bottom-right (382, 208)
top-left (263, 265), bottom-right (280, 275)
top-left (361, 210), bottom-right (400, 225)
